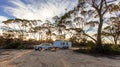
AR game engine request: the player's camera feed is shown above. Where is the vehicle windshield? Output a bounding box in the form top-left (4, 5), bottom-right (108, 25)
top-left (41, 43), bottom-right (52, 46)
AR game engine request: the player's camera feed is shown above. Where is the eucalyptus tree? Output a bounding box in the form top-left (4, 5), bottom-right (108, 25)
top-left (46, 28), bottom-right (52, 41)
top-left (59, 0), bottom-right (118, 47)
top-left (3, 18), bottom-right (30, 40)
top-left (101, 2), bottom-right (120, 45)
top-left (53, 16), bottom-right (67, 40)
top-left (2, 19), bottom-right (17, 37)
top-left (78, 0), bottom-right (120, 47)
top-left (43, 20), bottom-right (54, 40)
top-left (2, 31), bottom-right (15, 39)
top-left (28, 19), bottom-right (54, 42)
top-left (103, 17), bottom-right (120, 45)
top-left (1, 26), bottom-right (21, 39)
top-left (28, 20), bottom-right (42, 40)
top-left (60, 11), bottom-right (97, 43)
top-left (59, 0), bottom-right (120, 48)
top-left (30, 26), bottom-right (40, 40)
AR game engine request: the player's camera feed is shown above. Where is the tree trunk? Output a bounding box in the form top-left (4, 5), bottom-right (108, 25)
top-left (114, 36), bottom-right (118, 45)
top-left (115, 40), bottom-right (117, 45)
top-left (97, 16), bottom-right (103, 47)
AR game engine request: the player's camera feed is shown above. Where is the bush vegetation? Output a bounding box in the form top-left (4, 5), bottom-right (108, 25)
top-left (74, 42), bottom-right (120, 55)
top-left (0, 36), bottom-right (54, 49)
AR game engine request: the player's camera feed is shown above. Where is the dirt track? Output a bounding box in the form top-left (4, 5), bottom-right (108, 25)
top-left (0, 49), bottom-right (120, 67)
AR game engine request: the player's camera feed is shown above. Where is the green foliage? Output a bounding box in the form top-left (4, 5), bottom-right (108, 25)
top-left (4, 41), bottom-right (21, 49)
top-left (90, 44), bottom-right (120, 55)
top-left (84, 41), bottom-right (96, 47)
top-left (18, 44), bottom-right (34, 49)
top-left (74, 48), bottom-right (89, 53)
top-left (3, 41), bottom-right (34, 49)
top-left (74, 43), bottom-right (120, 55)
top-left (72, 40), bottom-right (95, 47)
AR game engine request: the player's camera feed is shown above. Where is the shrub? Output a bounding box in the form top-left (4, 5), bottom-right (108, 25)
top-left (90, 44), bottom-right (120, 55)
top-left (4, 41), bottom-right (21, 49)
top-left (74, 48), bottom-right (90, 53)
top-left (74, 43), bottom-right (120, 55)
top-left (18, 44), bottom-right (34, 49)
top-left (73, 41), bottom-right (95, 47)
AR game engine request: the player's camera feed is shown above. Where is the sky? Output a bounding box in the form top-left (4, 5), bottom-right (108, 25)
top-left (0, 0), bottom-right (120, 23)
top-left (0, 0), bottom-right (119, 30)
top-left (0, 0), bottom-right (78, 22)
top-left (0, 0), bottom-right (119, 42)
top-left (0, 0), bottom-right (119, 31)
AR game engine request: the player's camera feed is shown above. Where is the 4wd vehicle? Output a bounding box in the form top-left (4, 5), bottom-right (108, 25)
top-left (34, 43), bottom-right (53, 51)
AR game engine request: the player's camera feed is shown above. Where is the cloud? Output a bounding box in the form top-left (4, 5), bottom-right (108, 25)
top-left (0, 16), bottom-right (8, 29)
top-left (4, 0), bottom-right (78, 21)
top-left (118, 11), bottom-right (120, 17)
top-left (0, 16), bottom-right (8, 27)
top-left (0, 16), bottom-right (8, 21)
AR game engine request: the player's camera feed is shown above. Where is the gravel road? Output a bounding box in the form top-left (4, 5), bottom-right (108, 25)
top-left (0, 49), bottom-right (120, 67)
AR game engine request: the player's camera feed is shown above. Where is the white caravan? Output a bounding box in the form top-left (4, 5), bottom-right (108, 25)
top-left (53, 40), bottom-right (72, 49)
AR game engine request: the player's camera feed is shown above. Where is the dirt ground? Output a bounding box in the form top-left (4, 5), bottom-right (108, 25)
top-left (0, 48), bottom-right (120, 67)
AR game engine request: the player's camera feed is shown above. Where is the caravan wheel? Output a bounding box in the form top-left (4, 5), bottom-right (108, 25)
top-left (54, 47), bottom-right (59, 50)
top-left (48, 47), bottom-right (52, 50)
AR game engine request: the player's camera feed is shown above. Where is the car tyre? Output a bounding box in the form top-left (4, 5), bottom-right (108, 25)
top-left (35, 49), bottom-right (38, 51)
top-left (38, 47), bottom-right (42, 51)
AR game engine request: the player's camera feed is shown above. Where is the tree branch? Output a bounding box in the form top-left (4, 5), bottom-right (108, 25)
top-left (82, 31), bottom-right (97, 43)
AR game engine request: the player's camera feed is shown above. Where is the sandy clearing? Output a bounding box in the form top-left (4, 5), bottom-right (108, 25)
top-left (0, 49), bottom-right (120, 67)
top-left (0, 50), bottom-right (32, 67)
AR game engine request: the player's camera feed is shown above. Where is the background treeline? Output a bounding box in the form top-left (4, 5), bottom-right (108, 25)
top-left (0, 0), bottom-right (120, 54)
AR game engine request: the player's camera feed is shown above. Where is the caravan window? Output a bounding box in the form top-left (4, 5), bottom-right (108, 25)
top-left (61, 42), bottom-right (65, 45)
top-left (66, 42), bottom-right (68, 45)
top-left (63, 42), bottom-right (65, 45)
top-left (41, 43), bottom-right (52, 46)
